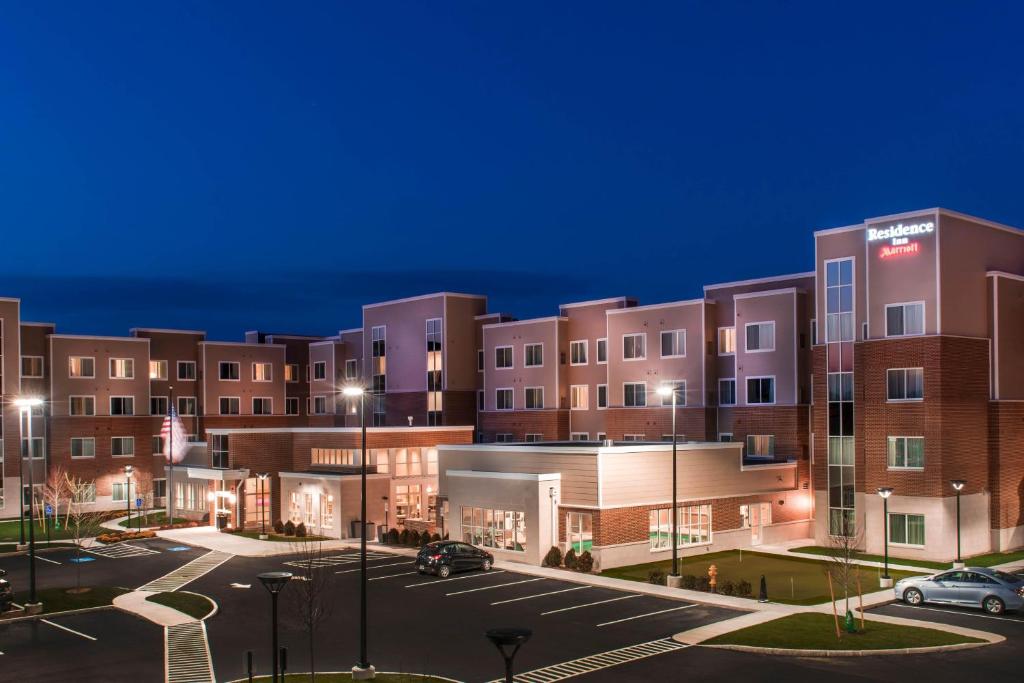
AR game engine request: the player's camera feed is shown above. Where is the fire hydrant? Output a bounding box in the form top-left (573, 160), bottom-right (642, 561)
top-left (708, 564), bottom-right (718, 593)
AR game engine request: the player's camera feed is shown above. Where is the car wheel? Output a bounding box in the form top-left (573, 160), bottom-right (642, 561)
top-left (903, 588), bottom-right (924, 606)
top-left (481, 559), bottom-right (492, 571)
top-left (438, 565), bottom-right (452, 579)
top-left (983, 596), bottom-right (1005, 615)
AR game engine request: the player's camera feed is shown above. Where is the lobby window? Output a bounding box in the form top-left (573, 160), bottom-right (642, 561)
top-left (70, 396), bottom-right (96, 416)
top-left (623, 433), bottom-right (645, 441)
top-left (312, 361), bottom-right (326, 381)
top-left (888, 512), bottom-right (925, 547)
top-left (70, 437), bottom-right (95, 459)
top-left (719, 379), bottom-right (736, 406)
top-left (285, 397), bottom-right (299, 415)
top-left (177, 360), bottom-right (197, 380)
top-left (596, 338), bottom-right (608, 364)
top-left (178, 396), bottom-right (197, 416)
top-left (649, 504), bottom-right (711, 550)
top-left (886, 302), bottom-right (925, 338)
top-left (312, 396), bottom-right (327, 414)
top-left (524, 343), bottom-right (543, 367)
top-left (219, 397), bottom-right (240, 415)
top-left (570, 340), bottom-right (588, 365)
top-left (566, 512), bottom-right (593, 553)
top-left (150, 396), bottom-right (168, 415)
top-left (661, 330), bottom-right (686, 358)
top-left (253, 362), bottom-right (273, 382)
top-left (746, 376), bottom-right (775, 404)
top-left (285, 363), bottom-right (299, 382)
top-left (624, 382), bottom-right (646, 407)
top-left (345, 359), bottom-right (358, 380)
top-left (718, 327), bottom-right (736, 355)
top-left (393, 449), bottom-right (408, 476)
top-left (110, 358), bottom-right (134, 379)
top-left (495, 345), bottom-right (513, 369)
top-left (21, 356), bottom-right (44, 378)
top-left (525, 387), bottom-right (544, 410)
top-left (68, 356), bottom-right (95, 378)
top-left (746, 435), bottom-right (775, 458)
top-left (597, 384), bottom-right (608, 409)
top-left (660, 380), bottom-right (685, 406)
top-left (745, 322), bottom-right (775, 353)
top-left (111, 436), bottom-right (135, 457)
top-left (149, 360), bottom-right (168, 380)
top-left (219, 361), bottom-right (240, 381)
top-left (312, 448), bottom-right (356, 466)
top-left (211, 434), bottom-right (229, 468)
top-left (110, 396), bottom-right (135, 416)
top-left (253, 397), bottom-right (273, 415)
top-left (888, 436), bottom-right (925, 469)
top-left (373, 449), bottom-right (389, 473)
top-left (623, 333), bottom-right (646, 360)
top-left (427, 448), bottom-right (438, 475)
top-left (496, 388), bottom-right (514, 411)
top-left (409, 448), bottom-right (423, 476)
top-left (571, 385), bottom-right (588, 410)
top-left (887, 368), bottom-right (924, 401)
top-left (462, 506), bottom-right (526, 552)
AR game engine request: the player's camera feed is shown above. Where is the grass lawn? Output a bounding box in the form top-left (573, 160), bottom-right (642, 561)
top-left (706, 612), bottom-right (984, 650)
top-left (146, 591), bottom-right (215, 620)
top-left (14, 586), bottom-right (130, 614)
top-left (235, 531), bottom-right (330, 543)
top-left (0, 518), bottom-right (78, 542)
top-left (956, 549), bottom-right (1024, 567)
top-left (118, 512), bottom-right (188, 528)
top-left (789, 546), bottom-right (950, 570)
top-left (602, 550), bottom-right (919, 604)
top-left (242, 675), bottom-right (447, 682)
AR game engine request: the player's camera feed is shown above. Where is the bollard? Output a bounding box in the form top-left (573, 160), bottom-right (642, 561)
top-left (758, 574), bottom-right (768, 602)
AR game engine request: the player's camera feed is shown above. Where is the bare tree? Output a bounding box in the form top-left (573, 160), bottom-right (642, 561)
top-left (65, 474), bottom-right (104, 592)
top-left (823, 516), bottom-right (864, 623)
top-left (41, 465), bottom-right (70, 535)
top-left (290, 536), bottom-right (335, 681)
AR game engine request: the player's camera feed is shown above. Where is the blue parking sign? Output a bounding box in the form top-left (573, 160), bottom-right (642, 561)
top-left (45, 503), bottom-right (53, 516)
top-left (136, 497), bottom-right (143, 508)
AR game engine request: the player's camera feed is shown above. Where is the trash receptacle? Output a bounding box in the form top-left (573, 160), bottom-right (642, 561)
top-left (216, 513), bottom-right (229, 530)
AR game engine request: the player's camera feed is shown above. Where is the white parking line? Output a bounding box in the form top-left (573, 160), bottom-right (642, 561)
top-left (368, 571), bottom-right (419, 582)
top-left (446, 578), bottom-right (543, 596)
top-left (596, 604), bottom-right (695, 627)
top-left (336, 561), bottom-right (410, 574)
top-left (892, 603), bottom-right (1024, 624)
top-left (541, 594), bottom-right (640, 615)
top-left (404, 570), bottom-right (506, 588)
top-left (41, 619), bottom-right (97, 641)
top-left (492, 586), bottom-right (590, 605)
top-left (36, 555), bottom-right (61, 565)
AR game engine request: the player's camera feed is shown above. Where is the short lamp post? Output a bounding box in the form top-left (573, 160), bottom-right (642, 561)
top-left (15, 396), bottom-right (44, 614)
top-left (876, 487), bottom-right (894, 588)
top-left (124, 465), bottom-right (134, 530)
top-left (951, 480), bottom-right (966, 568)
top-left (258, 571), bottom-right (292, 683)
top-left (257, 473), bottom-right (269, 540)
top-left (343, 385), bottom-right (374, 680)
top-left (486, 628), bottom-right (532, 683)
top-left (382, 496), bottom-right (389, 534)
top-left (656, 384), bottom-right (682, 588)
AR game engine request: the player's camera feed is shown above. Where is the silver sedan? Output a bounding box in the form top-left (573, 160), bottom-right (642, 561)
top-left (894, 567), bottom-right (1024, 615)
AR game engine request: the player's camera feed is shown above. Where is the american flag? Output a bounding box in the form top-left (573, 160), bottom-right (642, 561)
top-left (160, 406), bottom-right (188, 464)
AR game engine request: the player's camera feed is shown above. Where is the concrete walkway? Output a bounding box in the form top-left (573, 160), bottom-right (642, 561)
top-left (156, 526), bottom-right (360, 556)
top-left (113, 590), bottom-right (194, 627)
top-left (754, 538), bottom-right (940, 573)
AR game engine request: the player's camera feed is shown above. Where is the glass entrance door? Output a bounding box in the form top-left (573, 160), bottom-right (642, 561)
top-left (243, 477), bottom-right (271, 529)
top-left (749, 502), bottom-right (771, 545)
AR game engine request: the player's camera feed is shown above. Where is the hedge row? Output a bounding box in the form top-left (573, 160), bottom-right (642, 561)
top-left (647, 570), bottom-right (753, 596)
top-left (541, 546), bottom-right (594, 573)
top-left (96, 530), bottom-right (157, 544)
top-left (383, 528), bottom-right (443, 547)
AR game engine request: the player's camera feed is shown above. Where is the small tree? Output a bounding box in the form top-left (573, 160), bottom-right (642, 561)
top-left (42, 465), bottom-right (71, 535)
top-left (290, 538), bottom-right (334, 682)
top-left (65, 474), bottom-right (104, 592)
top-left (823, 515), bottom-right (864, 631)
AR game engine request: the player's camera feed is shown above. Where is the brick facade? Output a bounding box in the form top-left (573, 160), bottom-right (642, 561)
top-left (603, 406), bottom-right (710, 441)
top-left (479, 410), bottom-right (570, 441)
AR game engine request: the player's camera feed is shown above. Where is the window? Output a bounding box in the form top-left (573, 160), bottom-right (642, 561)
top-left (151, 396), bottom-right (168, 415)
top-left (219, 397), bottom-right (240, 415)
top-left (570, 340), bottom-right (587, 365)
top-left (111, 436), bottom-right (135, 457)
top-left (112, 481), bottom-right (136, 502)
top-left (495, 346), bottom-right (513, 369)
top-left (108, 358), bottom-right (133, 379)
top-left (427, 448), bottom-right (438, 475)
top-left (886, 302), bottom-right (925, 337)
top-left (746, 376), bottom-right (775, 404)
top-left (285, 397), bottom-right (299, 415)
top-left (152, 435), bottom-right (165, 454)
top-left (719, 433), bottom-right (733, 442)
top-left (570, 385), bottom-right (588, 410)
top-left (477, 390), bottom-right (484, 411)
top-left (110, 396), bottom-right (135, 415)
top-left (660, 380), bottom-right (686, 406)
top-left (373, 449), bottom-right (389, 473)
top-left (524, 343), bottom-right (543, 367)
top-left (253, 397), bottom-right (273, 415)
top-left (718, 327), bottom-right (736, 355)
top-left (219, 361), bottom-right (240, 381)
top-left (149, 360), bottom-right (168, 380)
top-left (153, 479), bottom-right (167, 500)
top-left (345, 359), bottom-right (358, 380)
top-left (285, 363), bottom-right (299, 382)
top-left (525, 387), bottom-right (544, 410)
top-left (21, 356), bottom-right (43, 378)
top-left (570, 432), bottom-right (589, 441)
top-left (745, 322), bottom-right (775, 352)
top-left (311, 448), bottom-right (356, 465)
top-left (177, 396), bottom-right (197, 416)
top-left (494, 433), bottom-right (514, 443)
top-left (888, 436), bottom-right (925, 469)
top-left (624, 382), bottom-right (646, 407)
top-left (495, 388), bottom-right (513, 411)
top-left (649, 504), bottom-right (712, 550)
top-left (887, 368), bottom-right (924, 400)
top-left (811, 319), bottom-right (818, 345)
top-left (597, 384), bottom-right (608, 409)
top-left (313, 396), bottom-right (327, 414)
top-left (211, 434), bottom-right (229, 468)
top-left (461, 506), bottom-right (526, 552)
top-left (312, 361), bottom-right (326, 381)
top-left (394, 448), bottom-right (408, 476)
top-left (525, 433), bottom-right (543, 442)
top-left (68, 356), bottom-right (95, 378)
top-left (70, 437), bottom-right (95, 459)
top-left (719, 379), bottom-right (736, 406)
top-left (177, 360), bottom-right (197, 380)
top-left (596, 338), bottom-right (607, 364)
top-left (22, 437), bottom-right (44, 459)
top-left (566, 512), bottom-right (593, 553)
top-left (477, 349), bottom-right (484, 372)
top-left (69, 396), bottom-right (95, 416)
top-left (661, 330), bottom-right (686, 358)
top-left (597, 432), bottom-right (607, 441)
top-left (746, 435), bottom-right (775, 457)
top-left (253, 362), bottom-right (273, 382)
top-left (888, 512), bottom-right (925, 546)
top-left (623, 333), bottom-right (646, 360)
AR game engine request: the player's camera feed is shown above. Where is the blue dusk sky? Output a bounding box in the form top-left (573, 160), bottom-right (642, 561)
top-left (2, 1), bottom-right (1023, 339)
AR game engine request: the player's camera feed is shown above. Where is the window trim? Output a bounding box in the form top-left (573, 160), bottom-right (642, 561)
top-left (744, 321), bottom-right (776, 353)
top-left (884, 301), bottom-right (926, 338)
top-left (285, 397), bottom-right (300, 415)
top-left (109, 395), bottom-right (135, 416)
top-left (886, 367), bottom-right (924, 402)
top-left (345, 358), bottom-right (358, 380)
top-left (177, 396), bottom-right (197, 416)
top-left (887, 512), bottom-right (926, 548)
top-left (218, 361), bottom-right (241, 382)
top-left (717, 326), bottom-right (736, 356)
top-left (523, 343), bottom-right (544, 368)
top-left (69, 395), bottom-right (96, 417)
top-left (569, 340), bottom-right (588, 366)
top-left (660, 329), bottom-right (687, 359)
top-left (745, 375), bottom-right (776, 406)
top-left (495, 387), bottom-right (514, 411)
top-left (596, 337), bottom-right (608, 365)
top-left (111, 436), bottom-right (136, 458)
top-left (570, 432), bottom-right (589, 441)
top-left (718, 378), bottom-right (736, 406)
top-left (253, 362), bottom-right (274, 382)
top-left (149, 359), bottom-right (168, 381)
top-left (596, 383), bottom-right (608, 410)
top-left (623, 381), bottom-right (647, 408)
top-left (570, 384), bottom-right (588, 411)
top-left (477, 349), bottom-right (484, 373)
top-left (252, 397), bottom-right (274, 415)
top-left (177, 360), bottom-right (197, 381)
top-left (887, 435), bottom-right (925, 470)
top-left (109, 357), bottom-right (135, 380)
top-left (494, 345), bottom-right (514, 370)
top-left (659, 379), bottom-right (686, 407)
top-left (218, 396), bottom-right (241, 415)
top-left (68, 356), bottom-right (96, 379)
top-left (70, 436), bottom-right (96, 459)
top-left (21, 355), bottom-right (44, 378)
top-left (524, 386), bottom-right (544, 411)
top-left (622, 333), bottom-right (646, 361)
top-left (150, 395), bottom-right (169, 416)
top-left (311, 360), bottom-right (327, 382)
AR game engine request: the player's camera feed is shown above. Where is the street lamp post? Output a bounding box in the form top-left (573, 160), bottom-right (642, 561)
top-left (257, 473), bottom-right (269, 540)
top-left (257, 571), bottom-right (292, 683)
top-left (876, 487), bottom-right (894, 588)
top-left (343, 385), bottom-right (374, 680)
top-left (951, 480), bottom-right (966, 568)
top-left (15, 397), bottom-right (44, 614)
top-left (657, 384), bottom-right (682, 588)
top-left (125, 465), bottom-right (134, 530)
top-left (486, 628), bottom-right (532, 683)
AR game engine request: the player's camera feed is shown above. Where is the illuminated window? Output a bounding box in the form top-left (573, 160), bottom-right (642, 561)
top-left (649, 504), bottom-right (711, 549)
top-left (718, 327), bottom-right (736, 355)
top-left (284, 363), bottom-right (298, 382)
top-left (888, 513), bottom-right (925, 546)
top-left (253, 362), bottom-right (273, 382)
top-left (462, 506), bottom-right (526, 552)
top-left (746, 435), bottom-right (775, 457)
top-left (68, 356), bottom-right (95, 378)
top-left (110, 358), bottom-right (134, 379)
top-left (69, 395), bottom-right (95, 416)
top-left (570, 385), bottom-right (588, 410)
top-left (149, 360), bottom-right (168, 380)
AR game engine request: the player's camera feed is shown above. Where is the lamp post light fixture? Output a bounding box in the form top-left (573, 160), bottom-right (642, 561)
top-left (124, 465), bottom-right (134, 530)
top-left (876, 487), bottom-right (894, 588)
top-left (656, 384), bottom-right (682, 588)
top-left (257, 473), bottom-right (269, 539)
top-left (14, 397), bottom-right (44, 614)
top-left (258, 571), bottom-right (292, 683)
top-left (486, 627), bottom-right (532, 683)
top-left (342, 385), bottom-right (374, 679)
top-left (951, 480), bottom-right (966, 568)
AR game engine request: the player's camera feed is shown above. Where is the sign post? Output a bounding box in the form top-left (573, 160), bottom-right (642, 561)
top-left (136, 498), bottom-right (144, 531)
top-left (45, 504), bottom-right (53, 544)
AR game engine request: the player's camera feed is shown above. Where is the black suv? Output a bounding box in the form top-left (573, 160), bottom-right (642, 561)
top-left (0, 569), bottom-right (12, 613)
top-left (415, 541), bottom-right (494, 578)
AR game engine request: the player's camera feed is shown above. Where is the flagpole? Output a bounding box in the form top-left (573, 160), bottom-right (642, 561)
top-left (168, 385), bottom-right (175, 523)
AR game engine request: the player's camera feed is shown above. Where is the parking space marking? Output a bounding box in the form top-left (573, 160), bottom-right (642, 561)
top-left (491, 585), bottom-right (590, 605)
top-left (445, 578), bottom-right (543, 596)
top-left (40, 618), bottom-right (97, 641)
top-left (283, 551), bottom-right (393, 570)
top-left (35, 555), bottom-right (61, 565)
top-left (336, 561), bottom-right (410, 574)
top-left (596, 604), bottom-right (695, 627)
top-left (488, 638), bottom-right (689, 683)
top-left (890, 603), bottom-right (1024, 624)
top-left (541, 594), bottom-right (639, 615)
top-left (369, 571), bottom-right (419, 581)
top-left (404, 570), bottom-right (505, 588)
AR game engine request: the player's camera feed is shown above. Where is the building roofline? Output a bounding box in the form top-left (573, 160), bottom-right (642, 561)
top-left (130, 327), bottom-right (207, 336)
top-left (732, 287), bottom-right (804, 301)
top-left (482, 316), bottom-right (567, 330)
top-left (339, 328), bottom-right (363, 335)
top-left (21, 321), bottom-right (56, 328)
top-left (987, 270), bottom-right (1024, 283)
top-left (49, 333), bottom-right (149, 343)
top-left (474, 312), bottom-right (513, 321)
top-left (704, 272), bottom-right (815, 292)
top-left (264, 333), bottom-right (329, 341)
top-left (558, 296), bottom-right (635, 310)
top-left (606, 298), bottom-right (707, 315)
top-left (309, 339), bottom-right (343, 347)
top-left (198, 340), bottom-right (286, 349)
top-left (814, 208), bottom-right (1024, 238)
top-left (0, 296), bottom-right (21, 303)
top-left (437, 441), bottom-right (743, 454)
top-left (362, 292), bottom-right (487, 309)
top-left (205, 425), bottom-right (475, 435)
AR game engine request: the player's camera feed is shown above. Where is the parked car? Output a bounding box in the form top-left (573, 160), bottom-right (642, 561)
top-left (0, 569), bottom-right (12, 612)
top-left (415, 541), bottom-right (494, 578)
top-left (894, 567), bottom-right (1024, 614)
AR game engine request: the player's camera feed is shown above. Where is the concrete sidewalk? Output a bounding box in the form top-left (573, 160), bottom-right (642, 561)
top-left (754, 539), bottom-right (940, 574)
top-left (156, 526), bottom-right (361, 557)
top-left (113, 590), bottom-right (194, 627)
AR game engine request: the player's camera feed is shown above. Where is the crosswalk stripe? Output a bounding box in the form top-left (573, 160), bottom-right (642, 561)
top-left (490, 639), bottom-right (688, 683)
top-left (86, 542), bottom-right (160, 559)
top-left (166, 621), bottom-right (214, 683)
top-left (139, 551), bottom-right (233, 592)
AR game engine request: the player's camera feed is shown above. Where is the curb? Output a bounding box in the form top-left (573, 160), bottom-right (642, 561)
top-left (225, 671), bottom-right (462, 683)
top-left (175, 590), bottom-right (219, 621)
top-left (699, 639), bottom-right (1000, 657)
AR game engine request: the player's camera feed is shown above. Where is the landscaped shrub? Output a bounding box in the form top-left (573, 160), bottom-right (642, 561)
top-left (274, 520), bottom-right (285, 534)
top-left (542, 546), bottom-right (563, 568)
top-left (696, 576), bottom-right (710, 592)
top-left (284, 520), bottom-right (296, 536)
top-left (96, 530), bottom-right (157, 544)
top-left (386, 528), bottom-right (400, 544)
top-left (399, 529), bottom-right (410, 545)
top-left (648, 569), bottom-right (666, 585)
top-left (681, 574), bottom-right (697, 590)
top-left (443, 533), bottom-right (449, 540)
top-left (430, 533), bottom-right (441, 543)
top-left (737, 579), bottom-right (753, 597)
top-left (295, 522), bottom-right (307, 538)
top-left (420, 533), bottom-right (432, 546)
top-left (719, 579), bottom-right (735, 596)
top-left (408, 530), bottom-right (421, 546)
top-left (576, 551), bottom-right (594, 573)
top-left (563, 548), bottom-right (578, 570)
